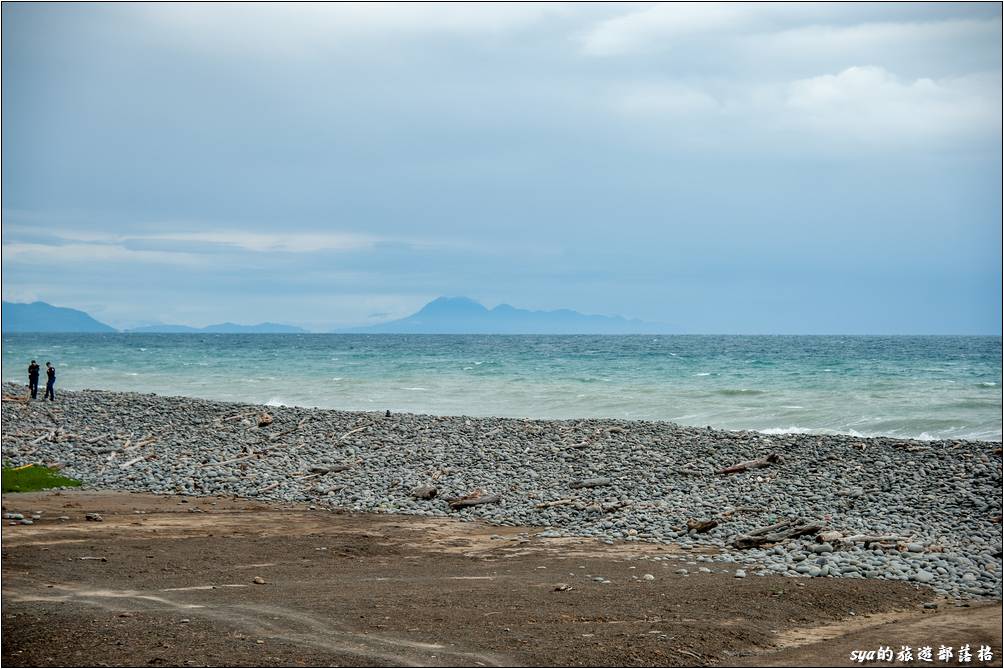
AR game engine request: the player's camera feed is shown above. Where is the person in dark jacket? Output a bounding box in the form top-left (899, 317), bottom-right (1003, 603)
top-left (28, 360), bottom-right (40, 399)
top-left (44, 362), bottom-right (56, 401)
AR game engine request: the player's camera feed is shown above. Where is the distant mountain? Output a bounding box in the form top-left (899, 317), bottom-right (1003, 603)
top-left (344, 297), bottom-right (666, 334)
top-left (2, 301), bottom-right (116, 333)
top-left (129, 322), bottom-right (307, 334)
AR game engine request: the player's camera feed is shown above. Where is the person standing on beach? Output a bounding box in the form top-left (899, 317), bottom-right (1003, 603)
top-left (44, 362), bottom-right (56, 401)
top-left (28, 360), bottom-right (40, 399)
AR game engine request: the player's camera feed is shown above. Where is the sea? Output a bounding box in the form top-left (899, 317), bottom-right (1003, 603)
top-left (2, 334), bottom-right (1000, 441)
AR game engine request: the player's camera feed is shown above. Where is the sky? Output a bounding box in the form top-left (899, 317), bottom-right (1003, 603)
top-left (2, 2), bottom-right (1001, 333)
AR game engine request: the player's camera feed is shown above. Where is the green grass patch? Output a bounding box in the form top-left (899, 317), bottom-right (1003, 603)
top-left (2, 465), bottom-right (81, 493)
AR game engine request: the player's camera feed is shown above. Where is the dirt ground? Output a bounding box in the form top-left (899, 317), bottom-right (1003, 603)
top-left (2, 491), bottom-right (1000, 667)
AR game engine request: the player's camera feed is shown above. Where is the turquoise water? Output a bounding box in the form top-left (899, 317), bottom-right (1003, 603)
top-left (2, 334), bottom-right (1000, 441)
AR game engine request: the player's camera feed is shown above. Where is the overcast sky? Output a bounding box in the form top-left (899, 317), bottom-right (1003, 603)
top-left (2, 2), bottom-right (1001, 333)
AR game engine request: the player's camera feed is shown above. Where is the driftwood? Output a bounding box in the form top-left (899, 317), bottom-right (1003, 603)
top-left (217, 410), bottom-right (258, 423)
top-left (449, 493), bottom-right (501, 509)
top-left (309, 462), bottom-right (354, 474)
top-left (535, 498), bottom-right (574, 509)
top-left (686, 518), bottom-right (719, 534)
top-left (339, 425), bottom-right (368, 440)
top-left (744, 519), bottom-right (801, 536)
top-left (719, 506), bottom-right (764, 518)
top-left (569, 477), bottom-right (611, 489)
top-left (841, 534), bottom-right (906, 546)
top-left (258, 481), bottom-right (281, 494)
top-left (816, 530), bottom-right (844, 543)
top-left (119, 454), bottom-right (152, 469)
top-left (733, 519), bottom-right (823, 549)
top-left (717, 452), bottom-right (784, 475)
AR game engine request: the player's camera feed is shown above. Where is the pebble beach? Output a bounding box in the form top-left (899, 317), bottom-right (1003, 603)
top-left (2, 383), bottom-right (1001, 601)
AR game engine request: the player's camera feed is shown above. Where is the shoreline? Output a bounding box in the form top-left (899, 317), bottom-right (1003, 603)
top-left (2, 383), bottom-right (1002, 602)
top-left (3, 381), bottom-right (1001, 444)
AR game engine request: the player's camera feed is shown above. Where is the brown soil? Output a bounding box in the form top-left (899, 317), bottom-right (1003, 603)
top-left (2, 491), bottom-right (1000, 667)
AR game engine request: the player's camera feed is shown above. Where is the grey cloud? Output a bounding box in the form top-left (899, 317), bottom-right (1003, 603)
top-left (1, 3), bottom-right (999, 333)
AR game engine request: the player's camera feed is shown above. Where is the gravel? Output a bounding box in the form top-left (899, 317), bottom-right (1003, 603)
top-left (2, 383), bottom-right (1001, 600)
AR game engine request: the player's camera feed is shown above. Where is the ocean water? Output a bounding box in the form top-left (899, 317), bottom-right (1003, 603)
top-left (1, 334), bottom-right (1000, 441)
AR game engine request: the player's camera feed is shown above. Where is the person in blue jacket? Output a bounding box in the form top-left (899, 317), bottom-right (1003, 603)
top-left (44, 362), bottom-right (56, 401)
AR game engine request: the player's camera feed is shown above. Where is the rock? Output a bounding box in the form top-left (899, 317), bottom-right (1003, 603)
top-left (675, 569), bottom-right (689, 575)
top-left (553, 583), bottom-right (573, 591)
top-left (811, 543), bottom-right (834, 554)
top-left (85, 513), bottom-right (103, 522)
top-left (252, 576), bottom-right (266, 585)
top-left (1, 382), bottom-right (1000, 601)
top-left (912, 570), bottom-right (935, 583)
top-left (735, 570), bottom-right (747, 578)
top-left (642, 574), bottom-right (655, 581)
top-left (410, 486), bottom-right (438, 500)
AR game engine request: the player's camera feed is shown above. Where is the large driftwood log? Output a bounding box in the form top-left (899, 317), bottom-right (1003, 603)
top-left (733, 522), bottom-right (822, 549)
top-left (449, 493), bottom-right (501, 509)
top-left (570, 477), bottom-right (612, 489)
top-left (717, 452), bottom-right (784, 475)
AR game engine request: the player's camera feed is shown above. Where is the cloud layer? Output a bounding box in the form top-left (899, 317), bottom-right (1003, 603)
top-left (2, 3), bottom-right (1000, 332)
